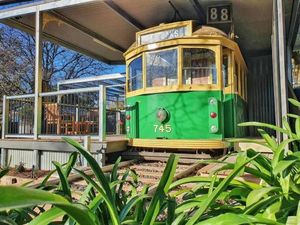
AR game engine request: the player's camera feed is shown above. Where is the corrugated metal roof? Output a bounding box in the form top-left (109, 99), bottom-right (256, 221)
top-left (0, 0), bottom-right (274, 63)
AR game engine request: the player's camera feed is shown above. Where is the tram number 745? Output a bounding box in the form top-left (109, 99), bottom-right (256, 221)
top-left (153, 124), bottom-right (172, 133)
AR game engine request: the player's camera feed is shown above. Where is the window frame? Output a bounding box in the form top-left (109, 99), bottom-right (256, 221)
top-left (223, 48), bottom-right (232, 94)
top-left (126, 53), bottom-right (144, 95)
top-left (143, 46), bottom-right (180, 93)
top-left (145, 47), bottom-right (179, 89)
top-left (180, 45), bottom-right (220, 91)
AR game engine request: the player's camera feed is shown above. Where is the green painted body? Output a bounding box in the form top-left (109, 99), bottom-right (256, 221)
top-left (126, 91), bottom-right (247, 140)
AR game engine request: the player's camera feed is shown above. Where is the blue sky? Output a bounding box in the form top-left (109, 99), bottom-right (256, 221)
top-left (0, 0), bottom-right (126, 75)
top-left (0, 0), bottom-right (42, 10)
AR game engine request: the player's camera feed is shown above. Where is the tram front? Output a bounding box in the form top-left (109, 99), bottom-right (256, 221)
top-left (124, 20), bottom-right (246, 150)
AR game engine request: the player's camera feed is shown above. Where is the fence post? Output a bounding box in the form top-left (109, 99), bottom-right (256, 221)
top-left (2, 95), bottom-right (8, 139)
top-left (1, 95), bottom-right (9, 167)
top-left (99, 85), bottom-right (106, 142)
top-left (116, 110), bottom-right (121, 135)
top-left (83, 135), bottom-right (91, 167)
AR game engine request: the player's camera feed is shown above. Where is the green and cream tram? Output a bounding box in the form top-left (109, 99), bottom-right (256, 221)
top-left (124, 21), bottom-right (247, 150)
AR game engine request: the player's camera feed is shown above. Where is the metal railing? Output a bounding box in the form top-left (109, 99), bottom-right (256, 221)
top-left (4, 94), bottom-right (35, 137)
top-left (41, 88), bottom-right (100, 136)
top-left (2, 85), bottom-right (124, 141)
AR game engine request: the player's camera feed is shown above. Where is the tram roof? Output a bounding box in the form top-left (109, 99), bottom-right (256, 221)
top-left (0, 0), bottom-right (293, 64)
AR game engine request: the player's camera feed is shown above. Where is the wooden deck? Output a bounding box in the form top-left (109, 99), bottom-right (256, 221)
top-left (0, 135), bottom-right (128, 154)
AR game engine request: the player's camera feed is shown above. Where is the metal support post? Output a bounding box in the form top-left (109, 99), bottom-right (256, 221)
top-left (99, 85), bottom-right (106, 142)
top-left (33, 9), bottom-right (43, 140)
top-left (33, 10), bottom-right (43, 169)
top-left (33, 150), bottom-right (40, 170)
top-left (276, 0), bottom-right (288, 121)
top-left (1, 95), bottom-right (9, 167)
top-left (116, 110), bottom-right (121, 135)
top-left (83, 135), bottom-right (91, 167)
top-left (272, 0), bottom-right (289, 142)
top-left (2, 95), bottom-right (8, 139)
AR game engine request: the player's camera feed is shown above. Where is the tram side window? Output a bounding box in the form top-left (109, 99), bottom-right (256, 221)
top-left (128, 56), bottom-right (143, 92)
top-left (146, 49), bottom-right (178, 87)
top-left (240, 66), bottom-right (243, 97)
top-left (183, 48), bottom-right (217, 85)
top-left (235, 61), bottom-right (239, 93)
top-left (223, 55), bottom-right (229, 87)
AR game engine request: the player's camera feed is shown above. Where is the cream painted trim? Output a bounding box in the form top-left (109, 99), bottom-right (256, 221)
top-left (136, 20), bottom-right (193, 45)
top-left (128, 138), bottom-right (229, 149)
top-left (126, 54), bottom-right (143, 94)
top-left (124, 36), bottom-right (247, 70)
top-left (223, 48), bottom-right (233, 94)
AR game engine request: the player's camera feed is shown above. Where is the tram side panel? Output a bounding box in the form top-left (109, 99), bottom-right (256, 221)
top-left (126, 91), bottom-right (224, 140)
top-left (234, 95), bottom-right (248, 137)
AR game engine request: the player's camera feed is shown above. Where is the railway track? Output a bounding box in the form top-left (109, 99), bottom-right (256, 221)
top-left (24, 152), bottom-right (223, 194)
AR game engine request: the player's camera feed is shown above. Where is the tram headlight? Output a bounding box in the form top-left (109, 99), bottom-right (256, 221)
top-left (210, 125), bottom-right (218, 133)
top-left (156, 108), bottom-right (169, 123)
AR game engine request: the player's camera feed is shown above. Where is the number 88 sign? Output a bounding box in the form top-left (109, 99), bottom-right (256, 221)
top-left (207, 5), bottom-right (232, 24)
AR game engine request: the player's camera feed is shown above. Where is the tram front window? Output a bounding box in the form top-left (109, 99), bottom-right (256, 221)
top-left (146, 49), bottom-right (178, 87)
top-left (128, 56), bottom-right (142, 92)
top-left (183, 48), bottom-right (217, 85)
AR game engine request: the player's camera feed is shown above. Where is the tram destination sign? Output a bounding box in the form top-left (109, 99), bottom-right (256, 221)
top-left (207, 4), bottom-right (232, 24)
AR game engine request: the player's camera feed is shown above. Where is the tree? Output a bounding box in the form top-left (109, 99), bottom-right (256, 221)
top-left (0, 24), bottom-right (113, 95)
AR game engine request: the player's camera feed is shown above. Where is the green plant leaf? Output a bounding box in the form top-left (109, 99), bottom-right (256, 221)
top-left (246, 187), bottom-right (280, 207)
top-left (73, 168), bottom-right (120, 225)
top-left (0, 215), bottom-right (18, 225)
top-left (119, 195), bottom-right (149, 221)
top-left (166, 197), bottom-right (176, 225)
top-left (282, 116), bottom-right (297, 139)
top-left (28, 207), bottom-right (65, 225)
top-left (195, 213), bottom-right (284, 225)
top-left (63, 138), bottom-right (113, 199)
top-left (288, 98), bottom-right (300, 108)
top-left (0, 168), bottom-right (9, 179)
top-left (244, 195), bottom-right (281, 215)
top-left (111, 157), bottom-right (121, 183)
top-left (262, 200), bottom-right (282, 221)
top-left (0, 186), bottom-right (99, 225)
top-left (279, 175), bottom-right (290, 199)
top-left (257, 129), bottom-right (277, 152)
top-left (273, 159), bottom-right (298, 176)
top-left (52, 161), bottom-right (71, 199)
top-left (186, 154), bottom-right (259, 225)
top-left (296, 117), bottom-right (300, 139)
top-left (170, 177), bottom-right (212, 190)
top-left (239, 122), bottom-right (288, 135)
top-left (64, 152), bottom-right (78, 178)
top-left (272, 139), bottom-right (296, 169)
top-left (142, 154), bottom-right (178, 225)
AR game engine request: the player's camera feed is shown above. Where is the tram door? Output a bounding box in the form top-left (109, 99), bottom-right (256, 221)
top-left (223, 49), bottom-right (235, 138)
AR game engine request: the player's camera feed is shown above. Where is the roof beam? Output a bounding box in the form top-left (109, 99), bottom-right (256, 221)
top-left (0, 0), bottom-right (31, 6)
top-left (58, 73), bottom-right (125, 86)
top-left (2, 18), bottom-right (117, 64)
top-left (49, 10), bottom-right (125, 53)
top-left (0, 0), bottom-right (99, 20)
top-left (104, 0), bottom-right (144, 30)
top-left (189, 0), bottom-right (206, 25)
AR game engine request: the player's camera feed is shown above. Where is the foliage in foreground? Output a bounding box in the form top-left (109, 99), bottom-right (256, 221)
top-left (0, 99), bottom-right (300, 224)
